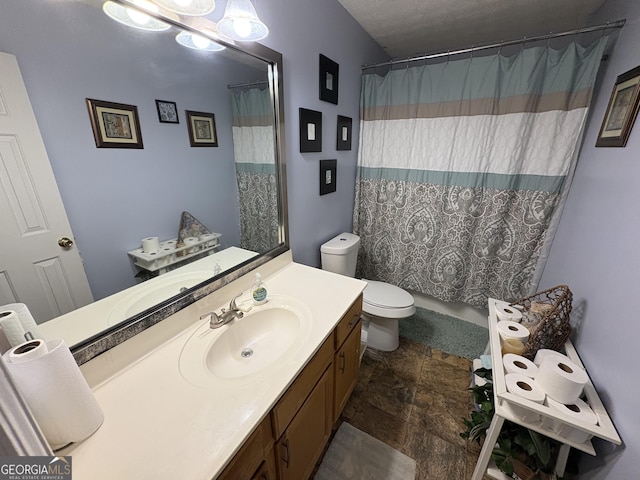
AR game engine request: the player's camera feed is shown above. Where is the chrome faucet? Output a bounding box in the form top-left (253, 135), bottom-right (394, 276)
top-left (200, 293), bottom-right (244, 329)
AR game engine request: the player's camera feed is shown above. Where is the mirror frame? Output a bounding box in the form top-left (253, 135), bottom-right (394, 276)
top-left (70, 1), bottom-right (288, 365)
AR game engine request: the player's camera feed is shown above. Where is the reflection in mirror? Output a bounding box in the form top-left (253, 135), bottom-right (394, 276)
top-left (0, 0), bottom-right (286, 354)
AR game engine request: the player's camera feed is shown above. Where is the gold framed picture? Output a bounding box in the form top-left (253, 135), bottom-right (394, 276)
top-left (596, 65), bottom-right (640, 147)
top-left (86, 98), bottom-right (143, 149)
top-left (186, 110), bottom-right (218, 147)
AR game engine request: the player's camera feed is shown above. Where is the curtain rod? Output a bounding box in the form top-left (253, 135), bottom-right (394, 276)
top-left (227, 80), bottom-right (269, 89)
top-left (362, 19), bottom-right (626, 72)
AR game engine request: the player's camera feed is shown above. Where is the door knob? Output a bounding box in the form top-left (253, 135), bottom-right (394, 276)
top-left (58, 237), bottom-right (74, 249)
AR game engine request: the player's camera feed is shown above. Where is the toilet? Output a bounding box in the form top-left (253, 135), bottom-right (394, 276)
top-left (320, 232), bottom-right (415, 351)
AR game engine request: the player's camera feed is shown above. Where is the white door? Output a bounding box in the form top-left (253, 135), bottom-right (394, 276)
top-left (0, 52), bottom-right (93, 323)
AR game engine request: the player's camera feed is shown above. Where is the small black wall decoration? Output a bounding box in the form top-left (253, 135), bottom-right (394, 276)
top-left (336, 115), bottom-right (352, 151)
top-left (320, 159), bottom-right (337, 195)
top-left (299, 108), bottom-right (322, 152)
top-left (319, 54), bottom-right (339, 105)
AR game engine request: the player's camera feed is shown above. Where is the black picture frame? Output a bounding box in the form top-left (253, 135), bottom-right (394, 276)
top-left (186, 110), bottom-right (218, 147)
top-left (319, 159), bottom-right (337, 195)
top-left (319, 54), bottom-right (339, 104)
top-left (596, 65), bottom-right (640, 147)
top-left (86, 98), bottom-right (143, 149)
top-left (336, 115), bottom-right (352, 151)
top-left (299, 108), bottom-right (322, 152)
top-left (155, 99), bottom-right (179, 124)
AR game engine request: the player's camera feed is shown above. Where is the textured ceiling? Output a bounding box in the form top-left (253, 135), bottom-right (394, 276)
top-left (338, 0), bottom-right (608, 59)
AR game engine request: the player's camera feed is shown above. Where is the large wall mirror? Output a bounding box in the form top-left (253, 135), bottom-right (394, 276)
top-left (0, 0), bottom-right (288, 361)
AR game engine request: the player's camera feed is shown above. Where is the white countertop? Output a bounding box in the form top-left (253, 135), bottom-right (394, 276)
top-left (63, 259), bottom-right (366, 480)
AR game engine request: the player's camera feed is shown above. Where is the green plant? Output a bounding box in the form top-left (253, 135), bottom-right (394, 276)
top-left (461, 368), bottom-right (561, 479)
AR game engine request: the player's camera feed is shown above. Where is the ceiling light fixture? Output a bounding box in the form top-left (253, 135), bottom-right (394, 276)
top-left (153, 0), bottom-right (215, 16)
top-left (175, 31), bottom-right (225, 51)
top-left (102, 0), bottom-right (171, 31)
top-left (217, 0), bottom-right (268, 42)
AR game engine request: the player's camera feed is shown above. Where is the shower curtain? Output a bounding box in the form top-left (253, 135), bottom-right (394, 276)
top-left (230, 86), bottom-right (279, 254)
top-left (353, 39), bottom-right (607, 308)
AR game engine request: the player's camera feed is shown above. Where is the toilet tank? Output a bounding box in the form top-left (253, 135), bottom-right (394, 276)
top-left (320, 232), bottom-right (360, 277)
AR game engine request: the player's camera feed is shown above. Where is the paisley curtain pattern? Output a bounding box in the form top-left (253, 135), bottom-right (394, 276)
top-left (354, 40), bottom-right (606, 308)
top-left (230, 87), bottom-right (279, 253)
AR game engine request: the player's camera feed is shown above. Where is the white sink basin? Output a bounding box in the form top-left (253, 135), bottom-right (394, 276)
top-left (107, 271), bottom-right (211, 326)
top-left (179, 295), bottom-right (313, 386)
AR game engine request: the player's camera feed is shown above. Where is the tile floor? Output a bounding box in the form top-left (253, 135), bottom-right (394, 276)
top-left (338, 337), bottom-right (490, 480)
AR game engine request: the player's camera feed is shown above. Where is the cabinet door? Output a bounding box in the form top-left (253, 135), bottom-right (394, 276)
top-left (334, 318), bottom-right (362, 422)
top-left (277, 365), bottom-right (333, 480)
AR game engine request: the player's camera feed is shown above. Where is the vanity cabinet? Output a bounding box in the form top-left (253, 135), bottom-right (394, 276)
top-left (217, 294), bottom-right (363, 480)
top-left (217, 416), bottom-right (276, 480)
top-left (334, 317), bottom-right (362, 423)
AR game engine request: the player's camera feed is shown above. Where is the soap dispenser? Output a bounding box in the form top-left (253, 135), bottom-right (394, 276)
top-left (252, 273), bottom-right (268, 305)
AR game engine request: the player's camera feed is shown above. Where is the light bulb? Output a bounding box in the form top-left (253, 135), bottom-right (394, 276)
top-left (127, 8), bottom-right (151, 25)
top-left (191, 34), bottom-right (210, 49)
top-left (233, 18), bottom-right (252, 38)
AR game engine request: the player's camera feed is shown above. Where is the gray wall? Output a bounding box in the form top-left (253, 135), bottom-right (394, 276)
top-left (540, 0), bottom-right (639, 477)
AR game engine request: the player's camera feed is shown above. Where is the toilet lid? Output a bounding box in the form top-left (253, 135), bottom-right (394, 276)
top-left (363, 280), bottom-right (414, 309)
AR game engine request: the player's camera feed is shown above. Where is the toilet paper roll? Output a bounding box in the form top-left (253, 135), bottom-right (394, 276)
top-left (495, 302), bottom-right (523, 322)
top-left (536, 356), bottom-right (588, 404)
top-left (505, 373), bottom-right (545, 422)
top-left (0, 303), bottom-right (42, 343)
top-left (183, 236), bottom-right (199, 245)
top-left (503, 353), bottom-right (538, 378)
top-left (546, 397), bottom-right (597, 443)
top-left (533, 348), bottom-right (569, 366)
top-left (497, 320), bottom-right (530, 343)
top-left (141, 236), bottom-right (160, 253)
top-left (3, 338), bottom-right (104, 450)
top-left (501, 338), bottom-right (525, 356)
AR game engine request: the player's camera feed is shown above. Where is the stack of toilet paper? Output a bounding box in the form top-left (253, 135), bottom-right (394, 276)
top-left (2, 338), bottom-right (104, 450)
top-left (0, 303), bottom-right (43, 353)
top-left (501, 348), bottom-right (598, 443)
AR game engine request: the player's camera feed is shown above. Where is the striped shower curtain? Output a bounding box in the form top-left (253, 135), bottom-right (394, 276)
top-left (230, 86), bottom-right (279, 254)
top-left (353, 39), bottom-right (607, 308)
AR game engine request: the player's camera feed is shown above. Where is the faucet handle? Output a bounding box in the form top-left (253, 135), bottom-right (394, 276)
top-left (230, 292), bottom-right (243, 311)
top-left (200, 311), bottom-right (221, 329)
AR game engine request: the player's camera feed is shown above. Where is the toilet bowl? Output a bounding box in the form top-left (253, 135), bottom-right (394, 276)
top-left (320, 232), bottom-right (415, 352)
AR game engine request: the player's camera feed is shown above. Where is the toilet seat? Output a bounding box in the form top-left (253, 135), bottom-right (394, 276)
top-left (362, 280), bottom-right (416, 319)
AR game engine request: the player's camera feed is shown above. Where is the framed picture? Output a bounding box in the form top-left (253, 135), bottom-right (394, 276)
top-left (86, 98), bottom-right (143, 149)
top-left (299, 108), bottom-right (322, 152)
top-left (186, 110), bottom-right (218, 147)
top-left (596, 65), bottom-right (640, 147)
top-left (319, 54), bottom-right (339, 104)
top-left (336, 115), bottom-right (352, 151)
top-left (319, 159), bottom-right (337, 195)
top-left (155, 99), bottom-right (179, 124)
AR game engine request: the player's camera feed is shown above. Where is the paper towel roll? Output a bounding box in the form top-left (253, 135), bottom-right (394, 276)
top-left (497, 320), bottom-right (530, 343)
top-left (495, 302), bottom-right (523, 322)
top-left (0, 311), bottom-right (26, 347)
top-left (503, 353), bottom-right (538, 378)
top-left (505, 373), bottom-right (545, 422)
top-left (533, 348), bottom-right (569, 366)
top-left (141, 236), bottom-right (160, 253)
top-left (0, 303), bottom-right (42, 344)
top-left (546, 397), bottom-right (597, 443)
top-left (536, 356), bottom-right (588, 404)
top-left (3, 339), bottom-right (104, 450)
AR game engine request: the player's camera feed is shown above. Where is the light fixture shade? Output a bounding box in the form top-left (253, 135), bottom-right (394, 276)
top-left (217, 0), bottom-right (268, 42)
top-left (102, 1), bottom-right (171, 31)
top-left (153, 0), bottom-right (215, 16)
top-left (175, 31), bottom-right (225, 51)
